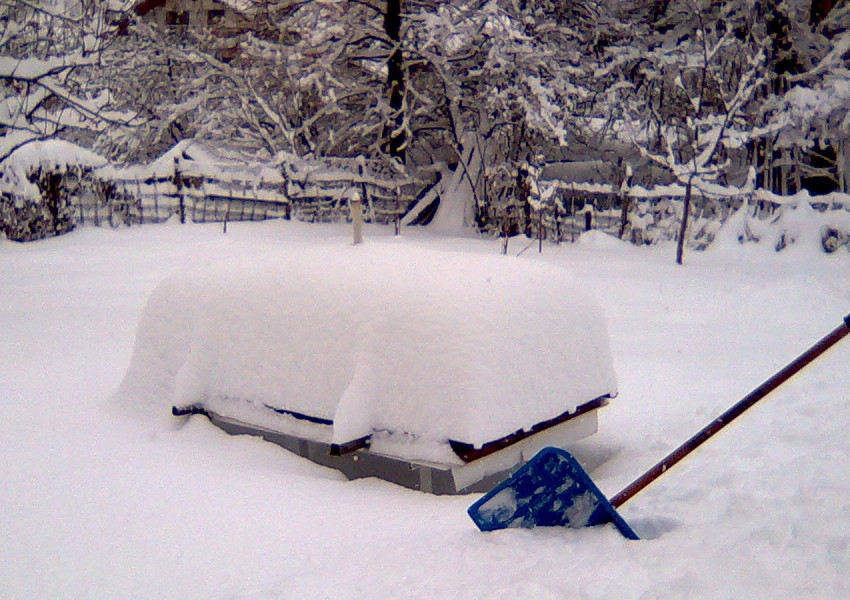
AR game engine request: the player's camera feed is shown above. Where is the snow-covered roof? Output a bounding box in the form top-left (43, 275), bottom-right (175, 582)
top-left (134, 0), bottom-right (248, 16)
top-left (118, 243), bottom-right (617, 461)
top-left (540, 160), bottom-right (611, 184)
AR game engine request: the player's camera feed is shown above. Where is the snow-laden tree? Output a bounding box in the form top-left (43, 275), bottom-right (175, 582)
top-left (404, 0), bottom-right (591, 231)
top-left (124, 0), bottom-right (411, 169)
top-left (89, 17), bottom-right (213, 163)
top-left (0, 0), bottom-right (142, 163)
top-left (122, 0), bottom-right (592, 230)
top-left (756, 0), bottom-right (850, 195)
top-left (597, 0), bottom-right (768, 263)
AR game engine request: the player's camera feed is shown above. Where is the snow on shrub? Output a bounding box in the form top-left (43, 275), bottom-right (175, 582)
top-left (714, 191), bottom-right (850, 254)
top-left (116, 243), bottom-right (617, 460)
top-left (0, 141), bottom-right (106, 241)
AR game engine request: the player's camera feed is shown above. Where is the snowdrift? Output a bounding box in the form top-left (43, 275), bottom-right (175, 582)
top-left (117, 242), bottom-right (617, 478)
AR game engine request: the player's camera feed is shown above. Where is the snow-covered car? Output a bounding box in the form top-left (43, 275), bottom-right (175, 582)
top-left (118, 243), bottom-right (618, 494)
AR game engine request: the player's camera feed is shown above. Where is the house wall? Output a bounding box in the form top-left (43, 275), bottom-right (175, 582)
top-left (142, 0), bottom-right (235, 29)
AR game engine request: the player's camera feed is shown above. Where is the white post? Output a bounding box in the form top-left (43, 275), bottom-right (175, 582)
top-left (351, 193), bottom-right (363, 245)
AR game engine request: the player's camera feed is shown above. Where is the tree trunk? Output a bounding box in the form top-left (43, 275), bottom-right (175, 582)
top-left (781, 149), bottom-right (789, 196)
top-left (174, 158), bottom-right (185, 224)
top-left (764, 138), bottom-right (776, 192)
top-left (837, 140), bottom-right (848, 194)
top-left (517, 165), bottom-right (532, 237)
top-left (618, 193), bottom-right (630, 239)
top-left (43, 172), bottom-right (62, 236)
top-left (384, 0), bottom-right (406, 164)
top-left (616, 158), bottom-right (630, 239)
top-left (793, 147), bottom-right (802, 194)
top-left (676, 177), bottom-right (693, 265)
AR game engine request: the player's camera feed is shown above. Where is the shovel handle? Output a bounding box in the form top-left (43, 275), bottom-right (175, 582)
top-left (610, 312), bottom-right (850, 509)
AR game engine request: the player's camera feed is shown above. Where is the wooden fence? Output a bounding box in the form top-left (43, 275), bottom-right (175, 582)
top-left (6, 155), bottom-right (849, 248)
top-left (78, 162), bottom-right (415, 228)
top-left (73, 174), bottom-right (292, 227)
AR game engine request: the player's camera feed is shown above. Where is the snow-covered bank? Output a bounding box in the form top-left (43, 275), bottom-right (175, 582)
top-left (2, 221), bottom-right (849, 599)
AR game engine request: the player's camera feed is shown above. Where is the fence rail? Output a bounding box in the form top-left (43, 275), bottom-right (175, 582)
top-left (4, 157), bottom-right (850, 248)
top-left (509, 182), bottom-right (850, 249)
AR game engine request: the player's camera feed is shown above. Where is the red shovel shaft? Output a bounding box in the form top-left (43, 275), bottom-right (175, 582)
top-left (610, 312), bottom-right (850, 509)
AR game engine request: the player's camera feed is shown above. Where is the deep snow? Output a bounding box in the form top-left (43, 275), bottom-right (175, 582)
top-left (2, 220), bottom-right (849, 599)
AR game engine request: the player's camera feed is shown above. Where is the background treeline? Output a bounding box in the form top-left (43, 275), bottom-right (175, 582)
top-left (2, 0), bottom-right (850, 244)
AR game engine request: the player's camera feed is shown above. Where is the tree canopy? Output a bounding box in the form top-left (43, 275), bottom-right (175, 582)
top-left (2, 0), bottom-right (849, 212)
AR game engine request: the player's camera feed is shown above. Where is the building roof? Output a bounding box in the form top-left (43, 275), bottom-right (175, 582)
top-left (134, 0), bottom-right (249, 15)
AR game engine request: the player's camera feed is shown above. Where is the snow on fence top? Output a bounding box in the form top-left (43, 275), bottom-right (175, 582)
top-left (117, 243), bottom-right (617, 461)
top-left (97, 140), bottom-right (284, 184)
top-left (91, 141), bottom-right (416, 224)
top-left (539, 171), bottom-right (756, 201)
top-left (753, 187), bottom-right (850, 209)
top-left (96, 141), bottom-right (412, 194)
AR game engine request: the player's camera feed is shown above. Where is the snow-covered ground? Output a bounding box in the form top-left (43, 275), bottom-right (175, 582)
top-left (2, 220), bottom-right (849, 599)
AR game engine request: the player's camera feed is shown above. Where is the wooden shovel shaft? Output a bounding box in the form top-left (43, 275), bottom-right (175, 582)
top-left (610, 312), bottom-right (850, 509)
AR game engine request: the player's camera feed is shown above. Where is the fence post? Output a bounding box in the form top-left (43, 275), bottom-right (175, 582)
top-left (538, 209), bottom-right (543, 253)
top-left (358, 162), bottom-right (373, 223)
top-left (570, 185), bottom-right (576, 242)
top-left (281, 170), bottom-right (291, 220)
top-left (224, 180), bottom-right (233, 233)
top-left (554, 200), bottom-right (561, 244)
top-left (133, 177), bottom-right (141, 225)
top-left (152, 179), bottom-right (159, 222)
top-left (246, 178), bottom-right (258, 221)
top-left (285, 179), bottom-right (292, 220)
top-left (78, 191), bottom-right (85, 226)
top-left (253, 179), bottom-right (261, 219)
top-left (174, 158), bottom-right (185, 224)
top-left (394, 184), bottom-right (401, 235)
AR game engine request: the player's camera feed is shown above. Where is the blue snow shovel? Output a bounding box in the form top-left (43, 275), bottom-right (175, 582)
top-left (469, 312), bottom-right (850, 539)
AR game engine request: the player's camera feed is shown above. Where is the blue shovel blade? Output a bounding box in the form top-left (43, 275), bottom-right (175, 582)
top-left (467, 446), bottom-right (639, 540)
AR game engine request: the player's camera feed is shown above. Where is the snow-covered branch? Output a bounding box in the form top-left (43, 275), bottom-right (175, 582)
top-left (0, 0), bottom-right (149, 163)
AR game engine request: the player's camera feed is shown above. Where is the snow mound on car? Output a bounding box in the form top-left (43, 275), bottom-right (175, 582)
top-left (116, 242), bottom-right (617, 453)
